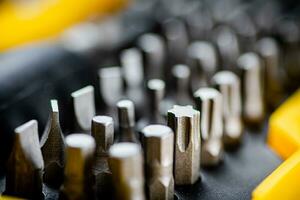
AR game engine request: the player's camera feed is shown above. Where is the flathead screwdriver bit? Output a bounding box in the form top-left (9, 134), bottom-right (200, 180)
top-left (167, 105), bottom-right (201, 185)
top-left (116, 100), bottom-right (139, 143)
top-left (91, 116), bottom-right (114, 198)
top-left (5, 120), bottom-right (44, 199)
top-left (194, 88), bottom-right (224, 166)
top-left (40, 100), bottom-right (65, 188)
top-left (237, 52), bottom-right (265, 126)
top-left (60, 134), bottom-right (96, 200)
top-left (109, 142), bottom-right (145, 200)
top-left (212, 71), bottom-right (243, 148)
top-left (71, 85), bottom-right (96, 132)
top-left (142, 125), bottom-right (174, 200)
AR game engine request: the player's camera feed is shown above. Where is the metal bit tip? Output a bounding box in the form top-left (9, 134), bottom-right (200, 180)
top-left (117, 100), bottom-right (135, 128)
top-left (109, 142), bottom-right (145, 200)
top-left (142, 125), bottom-right (174, 200)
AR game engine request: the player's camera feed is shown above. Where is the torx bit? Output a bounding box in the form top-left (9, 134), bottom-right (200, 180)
top-left (167, 105), bottom-right (200, 185)
top-left (138, 33), bottom-right (166, 80)
top-left (187, 41), bottom-right (218, 90)
top-left (237, 52), bottom-right (265, 126)
top-left (5, 120), bottom-right (44, 199)
top-left (108, 142), bottom-right (145, 200)
top-left (59, 134), bottom-right (96, 200)
top-left (142, 125), bottom-right (174, 200)
top-left (40, 100), bottom-right (65, 188)
top-left (194, 88), bottom-right (224, 166)
top-left (91, 116), bottom-right (114, 198)
top-left (116, 99), bottom-right (139, 143)
top-left (256, 37), bottom-right (284, 109)
top-left (98, 67), bottom-right (123, 108)
top-left (212, 71), bottom-right (243, 148)
top-left (71, 85), bottom-right (96, 132)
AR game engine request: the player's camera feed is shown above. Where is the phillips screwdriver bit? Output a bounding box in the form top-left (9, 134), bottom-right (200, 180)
top-left (98, 67), bottom-right (123, 108)
top-left (187, 41), bottom-right (218, 90)
top-left (237, 52), bottom-right (265, 126)
top-left (59, 134), bottom-right (96, 200)
top-left (212, 71), bottom-right (243, 148)
top-left (109, 142), bottom-right (145, 200)
top-left (167, 105), bottom-right (201, 185)
top-left (138, 79), bottom-right (166, 131)
top-left (91, 116), bottom-right (114, 198)
top-left (40, 100), bottom-right (65, 188)
top-left (116, 99), bottom-right (139, 143)
top-left (5, 120), bottom-right (44, 199)
top-left (71, 85), bottom-right (96, 132)
top-left (256, 37), bottom-right (284, 109)
top-left (142, 125), bottom-right (174, 200)
top-left (138, 33), bottom-right (166, 80)
top-left (194, 88), bottom-right (224, 166)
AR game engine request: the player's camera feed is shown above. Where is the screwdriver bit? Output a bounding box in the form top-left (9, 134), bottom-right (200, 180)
top-left (163, 19), bottom-right (189, 65)
top-left (142, 125), bottom-right (174, 200)
top-left (138, 33), bottom-right (166, 80)
top-left (212, 25), bottom-right (240, 70)
top-left (5, 120), bottom-right (44, 199)
top-left (60, 134), bottom-right (96, 200)
top-left (187, 41), bottom-right (218, 90)
top-left (91, 115), bottom-right (114, 198)
top-left (108, 142), bottom-right (145, 200)
top-left (116, 99), bottom-right (139, 143)
top-left (120, 48), bottom-right (144, 111)
top-left (256, 37), bottom-right (284, 109)
top-left (237, 52), bottom-right (265, 126)
top-left (194, 88), bottom-right (224, 166)
top-left (212, 71), bottom-right (243, 148)
top-left (40, 100), bottom-right (65, 188)
top-left (71, 85), bottom-right (96, 132)
top-left (172, 64), bottom-right (193, 105)
top-left (98, 67), bottom-right (123, 108)
top-left (138, 79), bottom-right (166, 132)
top-left (167, 105), bottom-right (201, 185)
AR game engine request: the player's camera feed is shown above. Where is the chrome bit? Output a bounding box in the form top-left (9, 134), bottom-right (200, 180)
top-left (5, 120), bottom-right (44, 199)
top-left (163, 19), bottom-right (189, 65)
top-left (142, 125), bottom-right (174, 200)
top-left (71, 85), bottom-right (96, 132)
top-left (187, 41), bottom-right (218, 90)
top-left (212, 25), bottom-right (240, 70)
top-left (194, 88), bottom-right (224, 166)
top-left (91, 116), bottom-right (114, 198)
top-left (172, 64), bottom-right (193, 105)
top-left (98, 67), bottom-right (123, 107)
top-left (167, 105), bottom-right (201, 185)
top-left (108, 142), bottom-right (145, 200)
top-left (256, 37), bottom-right (284, 109)
top-left (40, 100), bottom-right (65, 188)
top-left (120, 48), bottom-right (144, 109)
top-left (116, 100), bottom-right (139, 143)
top-left (60, 134), bottom-right (96, 200)
top-left (212, 71), bottom-right (243, 148)
top-left (138, 33), bottom-right (166, 80)
top-left (237, 52), bottom-right (265, 126)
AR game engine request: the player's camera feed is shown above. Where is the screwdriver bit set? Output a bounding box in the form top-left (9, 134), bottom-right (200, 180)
top-left (0, 0), bottom-right (300, 199)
